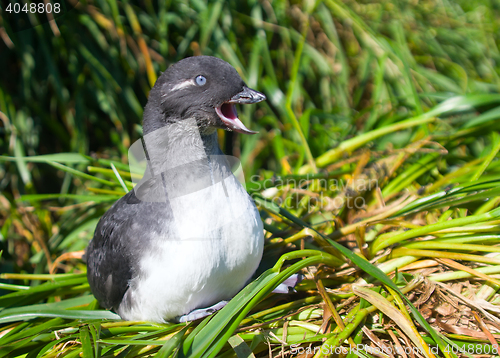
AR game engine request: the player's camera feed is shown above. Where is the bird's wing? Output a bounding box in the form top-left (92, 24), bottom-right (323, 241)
top-left (86, 191), bottom-right (137, 310)
top-left (87, 185), bottom-right (174, 311)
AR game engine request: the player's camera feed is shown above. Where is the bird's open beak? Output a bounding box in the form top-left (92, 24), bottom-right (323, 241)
top-left (215, 86), bottom-right (266, 134)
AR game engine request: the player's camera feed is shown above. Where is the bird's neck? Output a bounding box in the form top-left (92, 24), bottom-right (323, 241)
top-left (142, 118), bottom-right (222, 179)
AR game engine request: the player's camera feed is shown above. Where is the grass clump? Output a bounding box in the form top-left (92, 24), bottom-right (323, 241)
top-left (1, 0), bottom-right (500, 357)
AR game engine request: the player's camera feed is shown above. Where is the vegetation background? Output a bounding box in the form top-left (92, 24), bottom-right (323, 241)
top-left (1, 0), bottom-right (500, 357)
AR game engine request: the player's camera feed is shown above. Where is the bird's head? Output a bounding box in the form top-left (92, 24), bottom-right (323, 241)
top-left (143, 56), bottom-right (266, 136)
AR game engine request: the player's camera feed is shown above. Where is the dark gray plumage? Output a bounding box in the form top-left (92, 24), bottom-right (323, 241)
top-left (86, 56), bottom-right (266, 323)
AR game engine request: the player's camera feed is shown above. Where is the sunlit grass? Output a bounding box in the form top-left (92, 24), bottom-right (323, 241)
top-left (1, 0), bottom-right (500, 357)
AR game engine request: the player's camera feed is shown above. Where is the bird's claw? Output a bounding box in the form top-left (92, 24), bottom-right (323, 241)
top-left (272, 273), bottom-right (304, 294)
top-left (176, 300), bottom-right (228, 323)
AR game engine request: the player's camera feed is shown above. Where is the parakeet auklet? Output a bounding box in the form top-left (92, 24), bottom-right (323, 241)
top-left (86, 56), bottom-right (267, 323)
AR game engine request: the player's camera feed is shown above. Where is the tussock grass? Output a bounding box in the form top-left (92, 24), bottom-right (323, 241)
top-left (1, 0), bottom-right (500, 357)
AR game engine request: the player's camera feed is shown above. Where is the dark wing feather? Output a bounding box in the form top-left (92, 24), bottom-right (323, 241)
top-left (86, 191), bottom-right (136, 310)
top-left (86, 183), bottom-right (173, 311)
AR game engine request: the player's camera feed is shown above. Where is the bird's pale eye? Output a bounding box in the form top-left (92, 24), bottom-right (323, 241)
top-left (195, 75), bottom-right (207, 86)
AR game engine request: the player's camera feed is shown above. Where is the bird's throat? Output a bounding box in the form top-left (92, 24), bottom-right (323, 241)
top-left (135, 119), bottom-right (231, 201)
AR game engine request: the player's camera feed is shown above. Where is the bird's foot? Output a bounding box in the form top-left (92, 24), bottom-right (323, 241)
top-left (272, 273), bottom-right (304, 294)
top-left (175, 274), bottom-right (302, 323)
top-left (177, 300), bottom-right (228, 323)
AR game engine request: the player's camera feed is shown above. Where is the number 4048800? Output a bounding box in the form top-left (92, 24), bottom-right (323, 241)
top-left (5, 2), bottom-right (61, 14)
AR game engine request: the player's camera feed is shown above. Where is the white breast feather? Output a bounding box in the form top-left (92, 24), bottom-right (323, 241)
top-left (118, 173), bottom-right (264, 322)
